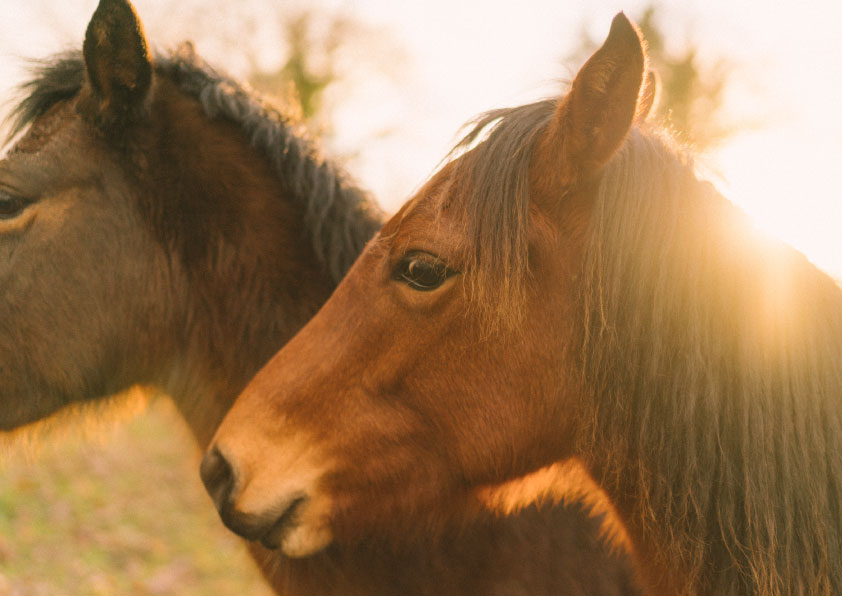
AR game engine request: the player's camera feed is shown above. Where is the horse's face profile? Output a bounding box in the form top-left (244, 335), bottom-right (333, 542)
top-left (203, 171), bottom-right (587, 556)
top-left (0, 3), bottom-right (177, 430)
top-left (203, 14), bottom-right (648, 557)
top-left (0, 0), bottom-right (332, 434)
top-left (205, 10), bottom-right (842, 594)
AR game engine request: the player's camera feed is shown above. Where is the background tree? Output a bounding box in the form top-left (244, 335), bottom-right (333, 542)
top-left (247, 11), bottom-right (348, 124)
top-left (15, 0), bottom-right (401, 135)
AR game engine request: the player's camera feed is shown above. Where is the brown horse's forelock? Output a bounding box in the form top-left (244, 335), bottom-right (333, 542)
top-left (447, 99), bottom-right (557, 329)
top-left (580, 128), bottom-right (842, 594)
top-left (5, 45), bottom-right (381, 284)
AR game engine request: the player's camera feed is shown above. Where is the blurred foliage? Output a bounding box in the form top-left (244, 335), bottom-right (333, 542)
top-left (247, 11), bottom-right (350, 123)
top-left (233, 3), bottom-right (405, 160)
top-left (19, 0), bottom-right (401, 134)
top-left (569, 5), bottom-right (739, 149)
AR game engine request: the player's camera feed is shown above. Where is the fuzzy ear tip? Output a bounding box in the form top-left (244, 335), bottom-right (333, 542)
top-left (609, 12), bottom-right (643, 50)
top-left (89, 0), bottom-right (133, 23)
top-left (96, 0), bottom-right (134, 12)
top-left (610, 12), bottom-right (633, 32)
top-left (83, 0), bottom-right (152, 110)
top-left (85, 0), bottom-right (140, 46)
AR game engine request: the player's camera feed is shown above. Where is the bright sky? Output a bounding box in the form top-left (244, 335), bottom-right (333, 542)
top-left (1, 0), bottom-right (839, 278)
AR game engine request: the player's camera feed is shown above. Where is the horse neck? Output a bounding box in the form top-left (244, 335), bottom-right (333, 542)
top-left (146, 89), bottom-right (340, 447)
top-left (166, 197), bottom-right (334, 448)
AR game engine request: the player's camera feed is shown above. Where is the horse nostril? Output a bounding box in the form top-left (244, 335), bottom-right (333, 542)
top-left (200, 445), bottom-right (236, 511)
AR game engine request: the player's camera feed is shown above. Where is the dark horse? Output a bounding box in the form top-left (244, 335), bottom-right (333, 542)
top-left (204, 13), bottom-right (842, 596)
top-left (0, 0), bottom-right (639, 594)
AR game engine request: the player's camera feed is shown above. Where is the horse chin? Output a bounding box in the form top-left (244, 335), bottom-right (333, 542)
top-left (277, 493), bottom-right (334, 557)
top-left (277, 517), bottom-right (334, 558)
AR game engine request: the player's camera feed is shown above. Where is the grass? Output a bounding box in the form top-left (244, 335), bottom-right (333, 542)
top-left (0, 398), bottom-right (275, 596)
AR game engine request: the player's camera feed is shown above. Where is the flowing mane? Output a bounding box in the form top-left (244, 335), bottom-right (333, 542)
top-left (7, 44), bottom-right (381, 283)
top-left (580, 128), bottom-right (842, 595)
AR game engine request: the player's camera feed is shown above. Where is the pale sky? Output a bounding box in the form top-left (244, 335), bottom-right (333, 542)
top-left (1, 0), bottom-right (839, 278)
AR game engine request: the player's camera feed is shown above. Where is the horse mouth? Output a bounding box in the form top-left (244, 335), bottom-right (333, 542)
top-left (258, 496), bottom-right (308, 550)
top-left (215, 494), bottom-right (308, 551)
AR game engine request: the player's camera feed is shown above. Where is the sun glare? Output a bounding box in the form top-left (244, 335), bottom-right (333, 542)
top-left (714, 131), bottom-right (842, 282)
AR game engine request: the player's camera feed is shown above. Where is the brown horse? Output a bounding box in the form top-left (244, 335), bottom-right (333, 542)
top-left (204, 12), bottom-right (842, 596)
top-left (0, 0), bottom-right (639, 594)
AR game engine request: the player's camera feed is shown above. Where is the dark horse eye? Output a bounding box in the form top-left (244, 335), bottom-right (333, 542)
top-left (0, 191), bottom-right (31, 220)
top-left (392, 252), bottom-right (454, 291)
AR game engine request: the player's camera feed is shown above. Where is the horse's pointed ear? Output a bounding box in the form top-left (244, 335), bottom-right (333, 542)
top-left (82, 0), bottom-right (152, 123)
top-left (636, 70), bottom-right (659, 122)
top-left (553, 13), bottom-right (645, 184)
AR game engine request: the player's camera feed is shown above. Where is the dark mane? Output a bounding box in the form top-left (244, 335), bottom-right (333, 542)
top-left (580, 130), bottom-right (842, 595)
top-left (450, 99), bottom-right (842, 593)
top-left (7, 45), bottom-right (382, 283)
top-left (449, 99), bottom-right (556, 325)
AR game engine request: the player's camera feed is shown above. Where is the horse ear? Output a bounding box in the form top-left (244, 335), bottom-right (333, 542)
top-left (82, 0), bottom-right (152, 123)
top-left (636, 70), bottom-right (659, 122)
top-left (554, 13), bottom-right (645, 183)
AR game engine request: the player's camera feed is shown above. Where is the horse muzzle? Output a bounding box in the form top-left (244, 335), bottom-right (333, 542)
top-left (200, 443), bottom-right (333, 557)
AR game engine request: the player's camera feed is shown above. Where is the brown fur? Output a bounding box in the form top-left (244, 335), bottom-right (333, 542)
top-left (208, 13), bottom-right (842, 596)
top-left (0, 1), bottom-right (640, 594)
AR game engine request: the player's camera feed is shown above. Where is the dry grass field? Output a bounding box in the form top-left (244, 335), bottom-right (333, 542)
top-left (0, 398), bottom-right (274, 596)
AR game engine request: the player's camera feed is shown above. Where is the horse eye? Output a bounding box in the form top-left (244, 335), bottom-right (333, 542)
top-left (392, 253), bottom-right (454, 291)
top-left (0, 192), bottom-right (30, 220)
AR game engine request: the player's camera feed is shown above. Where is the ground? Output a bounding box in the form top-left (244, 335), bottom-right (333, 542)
top-left (0, 398), bottom-right (274, 596)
